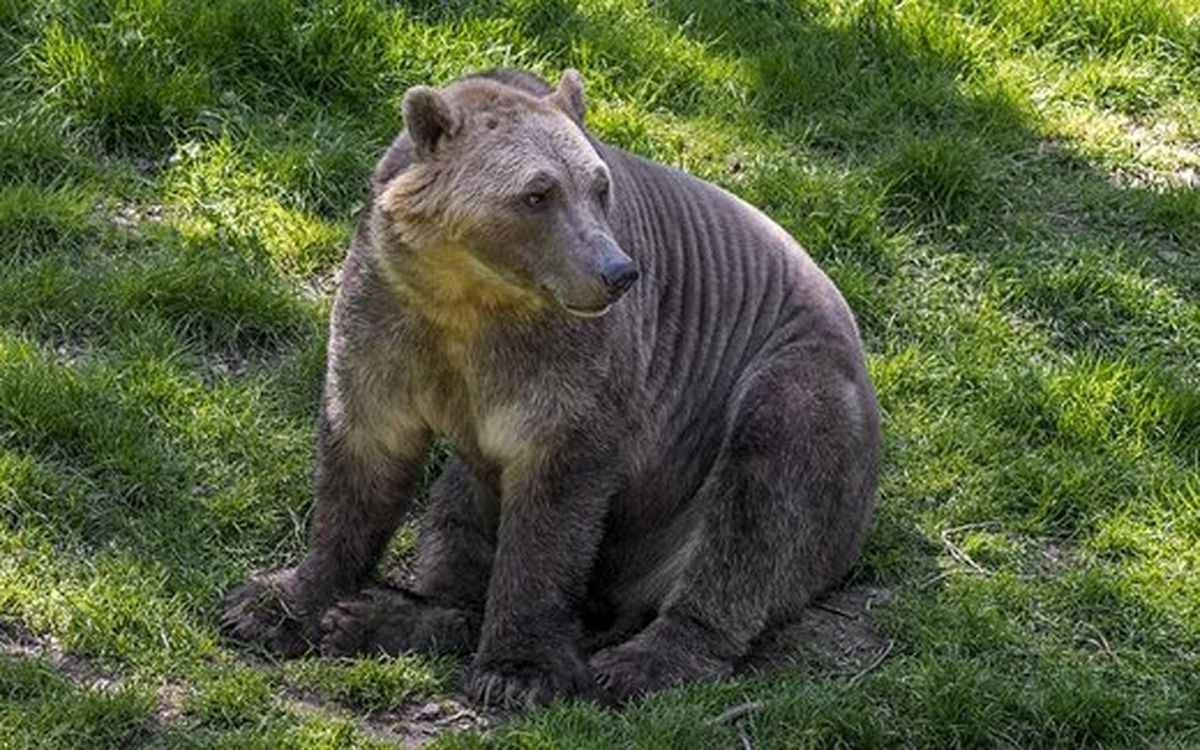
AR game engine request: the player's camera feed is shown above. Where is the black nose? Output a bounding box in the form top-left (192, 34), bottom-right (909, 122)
top-left (601, 259), bottom-right (640, 295)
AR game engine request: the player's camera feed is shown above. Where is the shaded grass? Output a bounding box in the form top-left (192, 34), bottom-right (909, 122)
top-left (0, 656), bottom-right (155, 749)
top-left (0, 0), bottom-right (1196, 747)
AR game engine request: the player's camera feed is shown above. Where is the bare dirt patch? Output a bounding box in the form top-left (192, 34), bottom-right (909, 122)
top-left (0, 619), bottom-right (121, 694)
top-left (50, 336), bottom-right (92, 368)
top-left (233, 647), bottom-right (495, 747)
top-left (1026, 539), bottom-right (1078, 579)
top-left (199, 344), bottom-right (283, 382)
top-left (282, 691), bottom-right (493, 748)
top-left (740, 586), bottom-right (895, 677)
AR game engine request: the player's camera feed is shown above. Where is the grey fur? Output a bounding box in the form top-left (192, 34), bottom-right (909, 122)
top-left (221, 68), bottom-right (880, 708)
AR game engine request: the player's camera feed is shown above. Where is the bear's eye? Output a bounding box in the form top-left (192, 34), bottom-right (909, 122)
top-left (524, 190), bottom-right (550, 208)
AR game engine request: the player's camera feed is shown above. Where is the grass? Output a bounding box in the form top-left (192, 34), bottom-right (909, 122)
top-left (0, 0), bottom-right (1197, 746)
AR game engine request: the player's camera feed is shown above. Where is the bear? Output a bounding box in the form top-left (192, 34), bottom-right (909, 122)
top-left (221, 68), bottom-right (881, 708)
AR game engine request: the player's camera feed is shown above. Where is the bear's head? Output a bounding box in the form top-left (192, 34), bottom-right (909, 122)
top-left (372, 70), bottom-right (638, 326)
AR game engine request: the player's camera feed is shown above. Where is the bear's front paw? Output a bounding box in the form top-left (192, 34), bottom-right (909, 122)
top-left (465, 650), bottom-right (602, 709)
top-left (320, 586), bottom-right (479, 657)
top-left (319, 592), bottom-right (393, 657)
top-left (220, 567), bottom-right (320, 657)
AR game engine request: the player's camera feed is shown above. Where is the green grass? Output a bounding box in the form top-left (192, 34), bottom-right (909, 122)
top-left (0, 0), bottom-right (1197, 746)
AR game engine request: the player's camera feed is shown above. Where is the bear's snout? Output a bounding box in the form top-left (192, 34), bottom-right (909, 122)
top-left (587, 232), bottom-right (639, 302)
top-left (601, 258), bottom-right (640, 297)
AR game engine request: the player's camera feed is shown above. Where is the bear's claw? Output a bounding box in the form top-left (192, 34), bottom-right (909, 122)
top-left (465, 651), bottom-right (604, 709)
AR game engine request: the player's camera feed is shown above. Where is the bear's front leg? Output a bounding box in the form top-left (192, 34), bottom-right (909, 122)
top-left (222, 397), bottom-right (430, 656)
top-left (464, 434), bottom-right (614, 708)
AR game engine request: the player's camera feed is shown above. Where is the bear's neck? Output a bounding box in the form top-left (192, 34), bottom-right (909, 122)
top-left (381, 243), bottom-right (553, 339)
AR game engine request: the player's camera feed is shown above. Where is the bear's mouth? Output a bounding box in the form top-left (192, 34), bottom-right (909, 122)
top-left (563, 303), bottom-right (612, 318)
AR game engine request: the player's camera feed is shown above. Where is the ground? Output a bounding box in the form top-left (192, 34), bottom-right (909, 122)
top-left (0, 0), bottom-right (1197, 747)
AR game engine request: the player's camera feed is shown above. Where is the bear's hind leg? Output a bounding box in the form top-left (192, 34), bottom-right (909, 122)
top-left (591, 357), bottom-right (878, 701)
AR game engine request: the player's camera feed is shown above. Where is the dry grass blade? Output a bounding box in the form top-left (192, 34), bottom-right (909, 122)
top-left (706, 700), bottom-right (766, 726)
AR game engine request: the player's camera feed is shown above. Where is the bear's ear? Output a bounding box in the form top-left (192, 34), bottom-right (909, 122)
top-left (553, 69), bottom-right (586, 123)
top-left (402, 85), bottom-right (458, 158)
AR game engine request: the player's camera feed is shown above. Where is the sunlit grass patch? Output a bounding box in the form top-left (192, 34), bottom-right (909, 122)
top-left (284, 654), bottom-right (457, 716)
top-left (954, 0), bottom-right (1199, 58)
top-left (30, 19), bottom-right (213, 152)
top-left (518, 0), bottom-right (750, 115)
top-left (180, 666), bottom-right (279, 730)
top-left (164, 133), bottom-right (353, 279)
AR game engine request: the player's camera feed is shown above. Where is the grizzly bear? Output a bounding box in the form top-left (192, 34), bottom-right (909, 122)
top-left (222, 68), bottom-right (881, 708)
